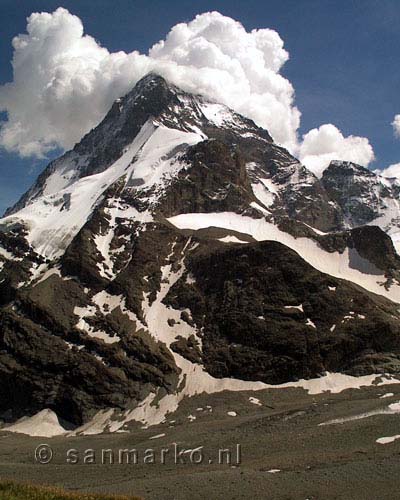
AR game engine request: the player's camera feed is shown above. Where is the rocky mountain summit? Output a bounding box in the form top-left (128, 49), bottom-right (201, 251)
top-left (1, 73), bottom-right (400, 431)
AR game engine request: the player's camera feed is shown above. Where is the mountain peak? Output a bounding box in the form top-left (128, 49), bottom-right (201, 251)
top-left (5, 74), bottom-right (272, 216)
top-left (325, 160), bottom-right (375, 177)
top-left (134, 72), bottom-right (170, 91)
top-left (119, 72), bottom-right (176, 111)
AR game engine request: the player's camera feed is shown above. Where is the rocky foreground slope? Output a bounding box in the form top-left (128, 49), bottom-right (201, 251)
top-left (1, 73), bottom-right (400, 430)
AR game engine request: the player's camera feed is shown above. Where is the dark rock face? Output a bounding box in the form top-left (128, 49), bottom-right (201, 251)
top-left (164, 240), bottom-right (400, 383)
top-left (0, 273), bottom-right (179, 424)
top-left (171, 335), bottom-right (202, 364)
top-left (158, 139), bottom-right (253, 217)
top-left (1, 74), bottom-right (400, 427)
top-left (253, 145), bottom-right (343, 232)
top-left (322, 160), bottom-right (400, 229)
top-left (348, 226), bottom-right (400, 282)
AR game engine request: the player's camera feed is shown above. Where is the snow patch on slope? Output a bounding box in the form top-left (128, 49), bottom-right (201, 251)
top-left (320, 398), bottom-right (400, 426)
top-left (74, 372), bottom-right (400, 434)
top-left (4, 409), bottom-right (67, 437)
top-left (167, 212), bottom-right (400, 303)
top-left (376, 434), bottom-right (400, 445)
top-left (93, 202), bottom-right (153, 280)
top-left (218, 235), bottom-right (247, 244)
top-left (199, 102), bottom-right (237, 128)
top-left (252, 182), bottom-right (276, 208)
top-left (1, 121), bottom-right (204, 260)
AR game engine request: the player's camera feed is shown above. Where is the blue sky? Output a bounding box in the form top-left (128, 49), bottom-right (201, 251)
top-left (0, 0), bottom-right (399, 214)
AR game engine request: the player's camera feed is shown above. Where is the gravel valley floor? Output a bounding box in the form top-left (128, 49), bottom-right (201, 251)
top-left (1, 383), bottom-right (400, 500)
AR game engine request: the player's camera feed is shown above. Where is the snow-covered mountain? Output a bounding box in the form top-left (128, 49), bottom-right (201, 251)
top-left (1, 73), bottom-right (400, 433)
top-left (321, 160), bottom-right (400, 247)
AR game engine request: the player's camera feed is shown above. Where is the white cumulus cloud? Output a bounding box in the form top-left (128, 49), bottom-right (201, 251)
top-left (379, 163), bottom-right (400, 179)
top-left (0, 7), bottom-right (375, 175)
top-left (148, 12), bottom-right (300, 151)
top-left (298, 124), bottom-right (375, 178)
top-left (392, 115), bottom-right (400, 138)
top-left (0, 8), bottom-right (150, 157)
